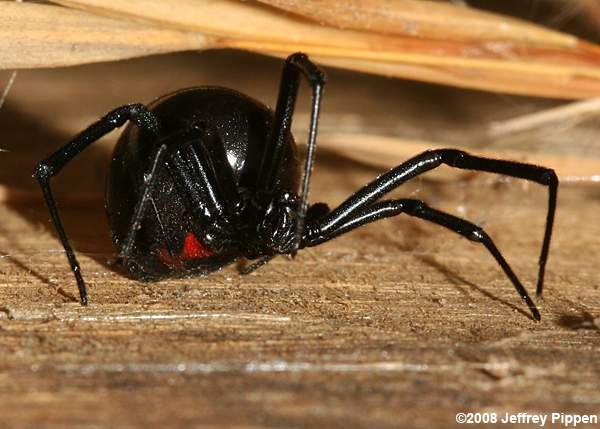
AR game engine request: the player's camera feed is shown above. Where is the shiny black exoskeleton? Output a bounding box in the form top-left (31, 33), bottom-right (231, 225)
top-left (35, 53), bottom-right (558, 321)
top-left (107, 87), bottom-right (301, 279)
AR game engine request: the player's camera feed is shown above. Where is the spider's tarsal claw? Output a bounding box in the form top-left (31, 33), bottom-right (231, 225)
top-left (77, 278), bottom-right (88, 306)
top-left (522, 292), bottom-right (541, 321)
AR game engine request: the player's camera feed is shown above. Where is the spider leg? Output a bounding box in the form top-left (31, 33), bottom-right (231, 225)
top-left (317, 149), bottom-right (557, 297)
top-left (197, 124), bottom-right (241, 213)
top-left (121, 124), bottom-right (241, 261)
top-left (118, 143), bottom-right (168, 259)
top-left (305, 198), bottom-right (541, 321)
top-left (149, 197), bottom-right (176, 258)
top-left (239, 255), bottom-right (275, 275)
top-left (165, 126), bottom-right (239, 221)
top-left (34, 104), bottom-right (159, 305)
top-left (257, 53), bottom-right (326, 256)
top-left (162, 125), bottom-right (241, 252)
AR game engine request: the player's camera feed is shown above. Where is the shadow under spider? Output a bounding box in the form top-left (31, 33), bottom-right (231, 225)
top-left (556, 312), bottom-right (599, 331)
top-left (554, 298), bottom-right (600, 331)
top-left (416, 254), bottom-right (532, 320)
top-left (0, 248), bottom-right (78, 303)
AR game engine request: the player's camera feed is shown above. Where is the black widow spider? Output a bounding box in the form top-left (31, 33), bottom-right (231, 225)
top-left (34, 53), bottom-right (557, 321)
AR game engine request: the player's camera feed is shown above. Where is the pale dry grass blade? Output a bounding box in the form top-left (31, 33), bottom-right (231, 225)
top-left (257, 0), bottom-right (577, 47)
top-left (0, 71), bottom-right (17, 112)
top-left (0, 2), bottom-right (211, 69)
top-left (3, 0), bottom-right (600, 98)
top-left (48, 0), bottom-right (600, 99)
top-left (488, 98), bottom-right (600, 138)
top-left (316, 56), bottom-right (600, 99)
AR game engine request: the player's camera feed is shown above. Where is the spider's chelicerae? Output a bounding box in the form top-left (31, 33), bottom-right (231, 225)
top-left (34, 53), bottom-right (557, 320)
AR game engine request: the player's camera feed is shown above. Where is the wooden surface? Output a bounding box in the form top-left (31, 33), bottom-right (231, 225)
top-left (0, 51), bottom-right (599, 428)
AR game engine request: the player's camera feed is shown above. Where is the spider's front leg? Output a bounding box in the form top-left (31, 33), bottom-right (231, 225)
top-left (34, 104), bottom-right (159, 305)
top-left (301, 149), bottom-right (558, 321)
top-left (315, 149), bottom-right (557, 297)
top-left (258, 53), bottom-right (326, 255)
top-left (303, 198), bottom-right (541, 320)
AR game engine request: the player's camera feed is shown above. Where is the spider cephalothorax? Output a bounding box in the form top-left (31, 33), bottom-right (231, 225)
top-left (34, 53), bottom-right (557, 321)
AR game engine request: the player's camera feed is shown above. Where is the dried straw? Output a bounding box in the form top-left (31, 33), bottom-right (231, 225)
top-left (1, 1), bottom-right (600, 99)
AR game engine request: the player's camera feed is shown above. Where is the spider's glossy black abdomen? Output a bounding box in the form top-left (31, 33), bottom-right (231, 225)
top-left (106, 87), bottom-right (300, 278)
